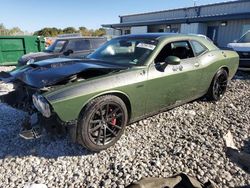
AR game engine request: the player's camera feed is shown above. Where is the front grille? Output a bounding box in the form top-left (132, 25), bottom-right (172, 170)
top-left (237, 51), bottom-right (250, 58)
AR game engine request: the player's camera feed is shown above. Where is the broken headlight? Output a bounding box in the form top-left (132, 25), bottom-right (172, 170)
top-left (32, 94), bottom-right (51, 118)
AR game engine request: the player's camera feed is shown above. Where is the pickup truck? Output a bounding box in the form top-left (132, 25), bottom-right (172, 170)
top-left (227, 30), bottom-right (250, 71)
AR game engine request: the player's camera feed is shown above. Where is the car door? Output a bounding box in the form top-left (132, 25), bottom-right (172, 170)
top-left (145, 40), bottom-right (203, 114)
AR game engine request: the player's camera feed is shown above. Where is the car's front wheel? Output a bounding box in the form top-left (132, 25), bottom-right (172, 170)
top-left (77, 95), bottom-right (128, 151)
top-left (206, 69), bottom-right (228, 101)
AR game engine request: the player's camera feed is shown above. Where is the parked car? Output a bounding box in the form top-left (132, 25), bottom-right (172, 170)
top-left (227, 30), bottom-right (250, 71)
top-left (17, 36), bottom-right (107, 66)
top-left (0, 33), bottom-right (239, 151)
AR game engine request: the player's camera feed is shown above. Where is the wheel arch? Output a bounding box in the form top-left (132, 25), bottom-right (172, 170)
top-left (78, 90), bottom-right (132, 122)
top-left (220, 66), bottom-right (229, 74)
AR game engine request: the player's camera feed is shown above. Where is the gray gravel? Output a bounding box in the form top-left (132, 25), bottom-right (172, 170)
top-left (0, 67), bottom-right (249, 188)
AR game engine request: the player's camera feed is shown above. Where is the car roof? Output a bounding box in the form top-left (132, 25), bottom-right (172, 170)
top-left (56, 36), bottom-right (106, 40)
top-left (115, 33), bottom-right (218, 50)
top-left (115, 33), bottom-right (178, 40)
top-left (115, 33), bottom-right (208, 40)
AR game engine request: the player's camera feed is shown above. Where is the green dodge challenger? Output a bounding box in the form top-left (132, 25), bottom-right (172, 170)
top-left (0, 33), bottom-right (239, 151)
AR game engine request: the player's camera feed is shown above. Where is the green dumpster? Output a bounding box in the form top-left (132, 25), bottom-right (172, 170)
top-left (0, 36), bottom-right (45, 66)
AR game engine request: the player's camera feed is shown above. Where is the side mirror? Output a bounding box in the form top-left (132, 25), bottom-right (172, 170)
top-left (165, 56), bottom-right (181, 65)
top-left (63, 49), bottom-right (74, 56)
top-left (233, 39), bottom-right (238, 43)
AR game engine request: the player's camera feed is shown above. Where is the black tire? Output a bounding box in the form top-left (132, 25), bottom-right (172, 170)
top-left (77, 95), bottom-right (128, 151)
top-left (206, 69), bottom-right (228, 101)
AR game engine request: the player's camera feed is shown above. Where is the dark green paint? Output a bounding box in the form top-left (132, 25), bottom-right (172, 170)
top-left (43, 34), bottom-right (239, 123)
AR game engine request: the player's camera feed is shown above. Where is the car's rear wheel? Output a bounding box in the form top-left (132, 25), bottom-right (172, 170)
top-left (206, 69), bottom-right (228, 101)
top-left (77, 95), bottom-right (128, 151)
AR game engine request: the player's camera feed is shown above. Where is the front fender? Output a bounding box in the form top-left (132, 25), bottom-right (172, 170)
top-left (43, 67), bottom-right (147, 123)
top-left (45, 89), bottom-right (130, 123)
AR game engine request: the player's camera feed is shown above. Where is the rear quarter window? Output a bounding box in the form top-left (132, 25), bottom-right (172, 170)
top-left (90, 38), bottom-right (107, 49)
top-left (190, 40), bottom-right (208, 56)
top-left (66, 39), bottom-right (91, 51)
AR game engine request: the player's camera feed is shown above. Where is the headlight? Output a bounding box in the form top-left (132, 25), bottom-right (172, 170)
top-left (32, 94), bottom-right (51, 118)
top-left (27, 58), bottom-right (35, 65)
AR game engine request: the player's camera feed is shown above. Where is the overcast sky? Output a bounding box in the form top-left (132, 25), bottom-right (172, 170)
top-left (1, 0), bottom-right (232, 32)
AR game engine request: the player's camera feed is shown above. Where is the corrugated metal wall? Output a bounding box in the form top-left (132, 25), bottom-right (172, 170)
top-left (121, 1), bottom-right (250, 23)
top-left (122, 8), bottom-right (196, 23)
top-left (200, 1), bottom-right (250, 16)
top-left (216, 19), bottom-right (250, 47)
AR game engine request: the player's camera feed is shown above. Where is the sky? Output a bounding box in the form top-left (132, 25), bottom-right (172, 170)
top-left (1, 0), bottom-right (232, 32)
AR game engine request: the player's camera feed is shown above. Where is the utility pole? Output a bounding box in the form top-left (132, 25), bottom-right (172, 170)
top-left (193, 0), bottom-right (197, 6)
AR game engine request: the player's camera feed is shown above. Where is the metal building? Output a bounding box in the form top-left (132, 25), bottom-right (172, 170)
top-left (102, 0), bottom-right (250, 47)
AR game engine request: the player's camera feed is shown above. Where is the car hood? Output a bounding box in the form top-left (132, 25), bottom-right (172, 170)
top-left (227, 43), bottom-right (250, 52)
top-left (20, 52), bottom-right (52, 60)
top-left (1, 58), bottom-right (128, 88)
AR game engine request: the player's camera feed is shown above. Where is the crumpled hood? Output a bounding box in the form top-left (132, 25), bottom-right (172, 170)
top-left (227, 42), bottom-right (250, 52)
top-left (4, 58), bottom-right (127, 88)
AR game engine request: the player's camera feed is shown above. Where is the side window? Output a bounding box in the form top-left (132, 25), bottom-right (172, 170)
top-left (90, 38), bottom-right (106, 49)
top-left (155, 41), bottom-right (194, 62)
top-left (66, 39), bottom-right (91, 51)
top-left (170, 41), bottom-right (194, 59)
top-left (190, 40), bottom-right (207, 56)
top-left (53, 41), bottom-right (67, 52)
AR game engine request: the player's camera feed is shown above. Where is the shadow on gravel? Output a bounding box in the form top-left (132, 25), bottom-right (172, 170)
top-left (0, 104), bottom-right (93, 159)
top-left (233, 71), bottom-right (250, 80)
top-left (226, 139), bottom-right (250, 174)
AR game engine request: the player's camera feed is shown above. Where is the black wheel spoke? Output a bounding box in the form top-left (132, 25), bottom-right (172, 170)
top-left (103, 127), bottom-right (106, 145)
top-left (112, 124), bottom-right (122, 130)
top-left (90, 120), bottom-right (101, 124)
top-left (107, 107), bottom-right (119, 118)
top-left (115, 113), bottom-right (123, 118)
top-left (106, 126), bottom-right (117, 137)
top-left (105, 104), bottom-right (109, 118)
top-left (90, 123), bottom-right (102, 133)
top-left (96, 128), bottom-right (102, 144)
top-left (107, 121), bottom-right (122, 130)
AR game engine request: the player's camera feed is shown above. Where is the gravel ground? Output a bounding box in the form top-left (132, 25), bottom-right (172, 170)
top-left (0, 66), bottom-right (249, 188)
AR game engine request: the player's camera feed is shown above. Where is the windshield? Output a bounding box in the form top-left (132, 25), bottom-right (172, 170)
top-left (238, 31), bottom-right (250, 43)
top-left (44, 40), bottom-right (67, 53)
top-left (88, 38), bottom-right (157, 66)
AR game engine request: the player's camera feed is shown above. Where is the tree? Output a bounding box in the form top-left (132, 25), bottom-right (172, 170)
top-left (9, 27), bottom-right (23, 35)
top-left (79, 26), bottom-right (91, 36)
top-left (34, 27), bottom-right (61, 37)
top-left (33, 26), bottom-right (106, 37)
top-left (0, 23), bottom-right (8, 35)
top-left (93, 28), bottom-right (106, 36)
top-left (0, 23), bottom-right (26, 35)
top-left (62, 27), bottom-right (77, 34)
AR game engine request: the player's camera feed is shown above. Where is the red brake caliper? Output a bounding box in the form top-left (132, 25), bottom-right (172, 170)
top-left (110, 108), bottom-right (116, 126)
top-left (111, 117), bottom-right (117, 126)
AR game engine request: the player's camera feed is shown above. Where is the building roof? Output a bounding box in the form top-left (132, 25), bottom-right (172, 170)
top-left (102, 0), bottom-right (250, 28)
top-left (119, 0), bottom-right (248, 18)
top-left (103, 12), bottom-right (250, 28)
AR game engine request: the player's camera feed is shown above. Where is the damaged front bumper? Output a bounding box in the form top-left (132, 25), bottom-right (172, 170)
top-left (0, 70), bottom-right (77, 141)
top-left (0, 77), bottom-right (61, 140)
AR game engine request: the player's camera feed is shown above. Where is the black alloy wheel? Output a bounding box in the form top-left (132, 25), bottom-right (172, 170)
top-left (77, 95), bottom-right (128, 151)
top-left (207, 69), bottom-right (228, 101)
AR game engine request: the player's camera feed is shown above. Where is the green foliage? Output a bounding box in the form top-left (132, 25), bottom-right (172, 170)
top-left (0, 23), bottom-right (25, 35)
top-left (0, 23), bottom-right (106, 37)
top-left (34, 26), bottom-right (106, 37)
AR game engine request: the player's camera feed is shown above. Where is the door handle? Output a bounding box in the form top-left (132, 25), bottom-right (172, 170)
top-left (194, 63), bottom-right (200, 67)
